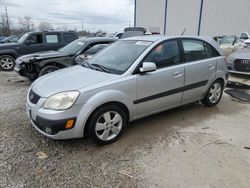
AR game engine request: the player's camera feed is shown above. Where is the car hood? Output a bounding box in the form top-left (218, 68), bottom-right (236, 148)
top-left (230, 48), bottom-right (250, 59)
top-left (19, 51), bottom-right (67, 63)
top-left (0, 43), bottom-right (19, 49)
top-left (32, 65), bottom-right (119, 97)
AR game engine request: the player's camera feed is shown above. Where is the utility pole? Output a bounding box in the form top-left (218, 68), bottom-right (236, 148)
top-left (81, 17), bottom-right (84, 31)
top-left (5, 6), bottom-right (10, 35)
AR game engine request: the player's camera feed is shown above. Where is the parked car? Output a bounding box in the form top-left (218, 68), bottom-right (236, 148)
top-left (0, 31), bottom-right (78, 71)
top-left (215, 35), bottom-right (244, 57)
top-left (240, 32), bottom-right (250, 41)
top-left (26, 36), bottom-right (227, 144)
top-left (106, 32), bottom-right (123, 39)
top-left (227, 46), bottom-right (250, 75)
top-left (15, 37), bottom-right (116, 80)
top-left (120, 27), bottom-right (146, 39)
top-left (0, 35), bottom-right (19, 44)
top-left (0, 36), bottom-right (7, 42)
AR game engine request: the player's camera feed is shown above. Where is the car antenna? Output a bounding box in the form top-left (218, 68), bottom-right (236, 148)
top-left (181, 28), bottom-right (186, 35)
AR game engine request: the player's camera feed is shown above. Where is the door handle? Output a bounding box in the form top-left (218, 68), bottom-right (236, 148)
top-left (173, 71), bottom-right (182, 77)
top-left (208, 64), bottom-right (215, 69)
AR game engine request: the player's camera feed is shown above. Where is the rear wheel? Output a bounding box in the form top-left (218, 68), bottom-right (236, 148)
top-left (87, 105), bottom-right (128, 145)
top-left (38, 65), bottom-right (60, 77)
top-left (0, 55), bottom-right (15, 71)
top-left (202, 80), bottom-right (223, 107)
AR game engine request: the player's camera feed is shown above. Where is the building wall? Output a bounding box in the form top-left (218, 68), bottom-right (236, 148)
top-left (201, 0), bottom-right (250, 36)
top-left (166, 0), bottom-right (201, 36)
top-left (135, 0), bottom-right (250, 37)
top-left (135, 0), bottom-right (166, 33)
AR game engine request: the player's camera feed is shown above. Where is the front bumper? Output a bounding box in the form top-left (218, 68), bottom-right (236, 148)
top-left (26, 91), bottom-right (94, 140)
top-left (228, 69), bottom-right (250, 75)
top-left (32, 116), bottom-right (76, 135)
top-left (14, 62), bottom-right (27, 77)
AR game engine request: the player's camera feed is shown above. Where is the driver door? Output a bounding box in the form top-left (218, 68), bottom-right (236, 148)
top-left (20, 33), bottom-right (46, 55)
top-left (135, 40), bottom-right (185, 117)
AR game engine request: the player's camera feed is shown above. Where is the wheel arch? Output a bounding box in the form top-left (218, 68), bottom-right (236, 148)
top-left (40, 61), bottom-right (67, 69)
top-left (83, 101), bottom-right (130, 137)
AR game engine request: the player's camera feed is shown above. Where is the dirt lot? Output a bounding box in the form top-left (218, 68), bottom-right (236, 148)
top-left (1, 71), bottom-right (250, 188)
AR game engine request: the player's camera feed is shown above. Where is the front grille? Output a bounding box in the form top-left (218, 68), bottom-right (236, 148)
top-left (234, 59), bottom-right (250, 72)
top-left (29, 90), bottom-right (40, 104)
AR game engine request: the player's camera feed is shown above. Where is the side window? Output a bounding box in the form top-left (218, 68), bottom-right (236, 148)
top-left (204, 42), bottom-right (220, 58)
top-left (85, 44), bottom-right (109, 55)
top-left (46, 34), bottom-right (60, 44)
top-left (144, 40), bottom-right (180, 68)
top-left (28, 34), bottom-right (43, 44)
top-left (63, 33), bottom-right (75, 43)
top-left (240, 33), bottom-right (248, 40)
top-left (182, 39), bottom-right (208, 62)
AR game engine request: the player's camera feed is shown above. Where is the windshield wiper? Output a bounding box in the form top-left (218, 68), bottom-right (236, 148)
top-left (91, 64), bottom-right (110, 73)
top-left (82, 61), bottom-right (91, 68)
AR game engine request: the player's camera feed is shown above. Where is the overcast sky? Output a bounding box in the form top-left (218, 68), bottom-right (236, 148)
top-left (0, 0), bottom-right (134, 32)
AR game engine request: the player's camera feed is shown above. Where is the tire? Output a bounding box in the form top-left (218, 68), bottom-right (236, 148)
top-left (87, 105), bottom-right (128, 145)
top-left (38, 65), bottom-right (60, 77)
top-left (0, 55), bottom-right (15, 71)
top-left (201, 80), bottom-right (223, 107)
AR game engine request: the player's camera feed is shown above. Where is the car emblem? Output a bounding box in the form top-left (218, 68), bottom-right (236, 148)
top-left (241, 60), bottom-right (250, 64)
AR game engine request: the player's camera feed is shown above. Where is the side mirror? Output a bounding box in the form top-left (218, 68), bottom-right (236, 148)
top-left (139, 62), bottom-right (157, 73)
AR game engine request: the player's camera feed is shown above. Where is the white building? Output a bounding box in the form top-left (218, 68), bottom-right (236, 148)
top-left (135, 0), bottom-right (250, 37)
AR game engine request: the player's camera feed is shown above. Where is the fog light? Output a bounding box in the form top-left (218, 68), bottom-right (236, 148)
top-left (65, 119), bottom-right (75, 129)
top-left (45, 127), bottom-right (52, 134)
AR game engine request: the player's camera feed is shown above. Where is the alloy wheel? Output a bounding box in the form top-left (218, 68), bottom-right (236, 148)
top-left (0, 57), bottom-right (14, 70)
top-left (95, 111), bottom-right (123, 141)
top-left (208, 83), bottom-right (222, 103)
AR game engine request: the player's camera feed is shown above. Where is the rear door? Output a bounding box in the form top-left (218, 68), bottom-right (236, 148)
top-left (181, 39), bottom-right (219, 104)
top-left (62, 33), bottom-right (76, 45)
top-left (135, 39), bottom-right (185, 117)
top-left (45, 33), bottom-right (62, 51)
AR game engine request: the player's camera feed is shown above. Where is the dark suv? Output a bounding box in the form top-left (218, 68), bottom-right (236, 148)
top-left (0, 31), bottom-right (78, 71)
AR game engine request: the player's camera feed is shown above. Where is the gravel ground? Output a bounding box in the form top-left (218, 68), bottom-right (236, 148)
top-left (1, 71), bottom-right (250, 188)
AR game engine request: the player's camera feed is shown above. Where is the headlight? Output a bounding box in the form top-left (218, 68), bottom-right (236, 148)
top-left (43, 91), bottom-right (80, 110)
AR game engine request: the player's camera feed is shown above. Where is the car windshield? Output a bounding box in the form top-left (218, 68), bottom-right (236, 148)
top-left (58, 40), bottom-right (85, 55)
top-left (86, 40), bottom-right (152, 74)
top-left (219, 36), bottom-right (235, 45)
top-left (18, 33), bottom-right (29, 43)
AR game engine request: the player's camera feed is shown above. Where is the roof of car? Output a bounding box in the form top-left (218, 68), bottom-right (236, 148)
top-left (122, 35), bottom-right (224, 55)
top-left (122, 35), bottom-right (215, 42)
top-left (78, 37), bottom-right (117, 43)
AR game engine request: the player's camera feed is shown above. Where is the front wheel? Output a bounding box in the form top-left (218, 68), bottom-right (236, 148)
top-left (201, 80), bottom-right (223, 107)
top-left (87, 105), bottom-right (128, 145)
top-left (38, 65), bottom-right (60, 77)
top-left (0, 55), bottom-right (15, 71)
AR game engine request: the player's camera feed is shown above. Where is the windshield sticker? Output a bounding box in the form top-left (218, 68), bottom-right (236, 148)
top-left (135, 41), bottom-right (152, 46)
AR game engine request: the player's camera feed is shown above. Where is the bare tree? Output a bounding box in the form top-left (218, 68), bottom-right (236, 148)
top-left (38, 22), bottom-right (53, 31)
top-left (19, 16), bottom-right (34, 32)
top-left (0, 6), bottom-right (11, 36)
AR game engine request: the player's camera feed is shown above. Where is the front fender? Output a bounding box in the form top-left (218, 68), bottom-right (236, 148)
top-left (84, 90), bottom-right (135, 120)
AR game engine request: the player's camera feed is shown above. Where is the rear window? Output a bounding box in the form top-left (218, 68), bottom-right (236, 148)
top-left (182, 39), bottom-right (219, 62)
top-left (63, 33), bottom-right (76, 43)
top-left (46, 34), bottom-right (60, 44)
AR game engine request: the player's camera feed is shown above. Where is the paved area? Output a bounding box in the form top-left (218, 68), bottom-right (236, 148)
top-left (1, 71), bottom-right (250, 188)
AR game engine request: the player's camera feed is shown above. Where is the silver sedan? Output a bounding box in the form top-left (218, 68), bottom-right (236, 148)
top-left (26, 36), bottom-right (227, 144)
